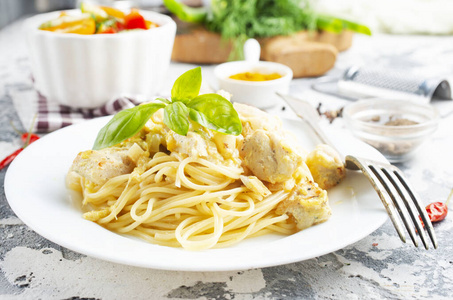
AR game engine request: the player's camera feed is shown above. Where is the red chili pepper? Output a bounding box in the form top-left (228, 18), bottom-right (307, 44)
top-left (0, 132), bottom-right (40, 170)
top-left (124, 9), bottom-right (147, 30)
top-left (0, 148), bottom-right (23, 170)
top-left (419, 201), bottom-right (448, 227)
top-left (21, 133), bottom-right (40, 144)
top-left (425, 202), bottom-right (448, 222)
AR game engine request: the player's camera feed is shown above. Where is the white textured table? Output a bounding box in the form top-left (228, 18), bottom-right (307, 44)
top-left (1, 17), bottom-right (453, 299)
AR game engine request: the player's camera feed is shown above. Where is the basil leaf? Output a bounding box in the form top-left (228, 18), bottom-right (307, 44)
top-left (93, 102), bottom-right (165, 150)
top-left (187, 94), bottom-right (242, 135)
top-left (171, 67), bottom-right (202, 103)
top-left (163, 0), bottom-right (207, 23)
top-left (164, 102), bottom-right (190, 136)
top-left (155, 97), bottom-right (171, 104)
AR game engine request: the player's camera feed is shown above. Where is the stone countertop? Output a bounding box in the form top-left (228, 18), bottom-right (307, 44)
top-left (1, 18), bottom-right (453, 300)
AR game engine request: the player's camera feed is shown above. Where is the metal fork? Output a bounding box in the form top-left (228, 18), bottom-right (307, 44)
top-left (278, 93), bottom-right (438, 249)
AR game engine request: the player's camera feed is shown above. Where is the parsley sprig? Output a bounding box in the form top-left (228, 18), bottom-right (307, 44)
top-left (93, 67), bottom-right (242, 150)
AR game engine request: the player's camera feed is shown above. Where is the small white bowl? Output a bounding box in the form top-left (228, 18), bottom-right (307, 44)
top-left (25, 9), bottom-right (176, 108)
top-left (214, 61), bottom-right (293, 109)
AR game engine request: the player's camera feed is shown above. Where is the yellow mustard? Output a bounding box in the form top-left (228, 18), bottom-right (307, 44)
top-left (229, 72), bottom-right (282, 81)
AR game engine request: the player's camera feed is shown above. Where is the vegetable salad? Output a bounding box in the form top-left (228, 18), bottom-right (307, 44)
top-left (39, 2), bottom-right (158, 34)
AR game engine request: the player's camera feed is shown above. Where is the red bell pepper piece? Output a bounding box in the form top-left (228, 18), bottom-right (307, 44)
top-left (124, 9), bottom-right (147, 30)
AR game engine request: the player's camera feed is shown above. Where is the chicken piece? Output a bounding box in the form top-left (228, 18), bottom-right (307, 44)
top-left (213, 132), bottom-right (241, 159)
top-left (233, 103), bottom-right (282, 136)
top-left (305, 144), bottom-right (345, 189)
top-left (276, 182), bottom-right (331, 230)
top-left (267, 163), bottom-right (314, 192)
top-left (239, 129), bottom-right (303, 184)
top-left (163, 123), bottom-right (243, 168)
top-left (267, 178), bottom-right (296, 193)
top-left (240, 175), bottom-right (271, 197)
top-left (70, 147), bottom-right (137, 185)
top-left (127, 143), bottom-right (145, 163)
top-left (166, 131), bottom-right (216, 158)
top-left (145, 132), bottom-right (165, 153)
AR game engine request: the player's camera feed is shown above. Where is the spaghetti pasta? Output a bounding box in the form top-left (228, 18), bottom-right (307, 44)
top-left (67, 102), bottom-right (336, 250)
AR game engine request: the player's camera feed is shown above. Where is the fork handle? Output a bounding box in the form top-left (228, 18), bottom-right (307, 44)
top-left (302, 111), bottom-right (340, 153)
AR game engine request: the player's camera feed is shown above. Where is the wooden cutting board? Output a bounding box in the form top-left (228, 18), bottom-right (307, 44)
top-left (171, 20), bottom-right (353, 78)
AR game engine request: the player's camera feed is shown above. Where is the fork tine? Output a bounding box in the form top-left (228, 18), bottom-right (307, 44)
top-left (345, 156), bottom-right (407, 243)
top-left (392, 169), bottom-right (438, 249)
top-left (369, 166), bottom-right (419, 248)
top-left (379, 167), bottom-right (428, 249)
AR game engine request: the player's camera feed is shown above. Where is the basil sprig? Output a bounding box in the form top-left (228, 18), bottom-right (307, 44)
top-left (93, 67), bottom-right (242, 150)
top-left (93, 102), bottom-right (165, 150)
top-left (171, 65), bottom-right (202, 103)
top-left (188, 94), bottom-right (242, 135)
top-left (164, 102), bottom-right (190, 136)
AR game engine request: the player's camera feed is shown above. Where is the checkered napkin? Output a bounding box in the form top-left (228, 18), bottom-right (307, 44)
top-left (33, 92), bottom-right (142, 133)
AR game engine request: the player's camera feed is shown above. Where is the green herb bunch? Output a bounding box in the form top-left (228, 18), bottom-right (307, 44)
top-left (205, 0), bottom-right (316, 57)
top-left (93, 67), bottom-right (242, 150)
top-left (163, 0), bottom-right (371, 59)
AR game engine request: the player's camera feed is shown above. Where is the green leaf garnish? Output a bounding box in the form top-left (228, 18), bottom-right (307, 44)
top-left (164, 102), bottom-right (190, 136)
top-left (188, 94), bottom-right (242, 136)
top-left (171, 66), bottom-right (202, 103)
top-left (92, 67), bottom-right (242, 150)
top-left (93, 102), bottom-right (165, 150)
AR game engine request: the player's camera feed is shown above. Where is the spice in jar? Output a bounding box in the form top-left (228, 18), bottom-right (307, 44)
top-left (366, 115), bottom-right (420, 157)
top-left (384, 118), bottom-right (418, 126)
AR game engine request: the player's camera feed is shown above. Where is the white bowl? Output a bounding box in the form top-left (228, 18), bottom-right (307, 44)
top-left (214, 61), bottom-right (293, 109)
top-left (25, 9), bottom-right (176, 108)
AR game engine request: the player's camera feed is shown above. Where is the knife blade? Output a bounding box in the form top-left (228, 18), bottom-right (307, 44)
top-left (276, 92), bottom-right (335, 148)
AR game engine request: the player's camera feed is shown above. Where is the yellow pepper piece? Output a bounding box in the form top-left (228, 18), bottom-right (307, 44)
top-left (145, 20), bottom-right (158, 29)
top-left (51, 18), bottom-right (96, 35)
top-left (101, 6), bottom-right (125, 19)
top-left (39, 13), bottom-right (91, 30)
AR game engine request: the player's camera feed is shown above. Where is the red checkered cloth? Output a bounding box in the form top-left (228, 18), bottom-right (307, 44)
top-left (34, 92), bottom-right (142, 133)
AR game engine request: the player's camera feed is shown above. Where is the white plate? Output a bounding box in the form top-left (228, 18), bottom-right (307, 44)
top-left (5, 117), bottom-right (388, 271)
